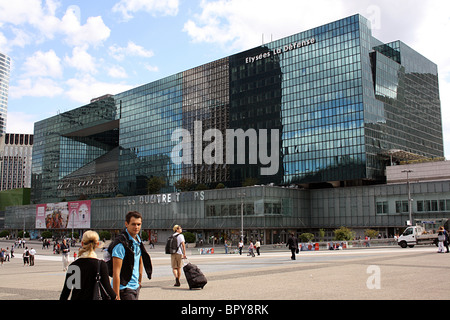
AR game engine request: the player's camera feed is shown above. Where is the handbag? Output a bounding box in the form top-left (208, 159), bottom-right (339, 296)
top-left (93, 260), bottom-right (111, 300)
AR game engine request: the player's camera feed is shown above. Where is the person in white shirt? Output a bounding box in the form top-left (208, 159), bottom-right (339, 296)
top-left (171, 225), bottom-right (186, 287)
top-left (238, 240), bottom-right (243, 255)
top-left (29, 248), bottom-right (36, 266)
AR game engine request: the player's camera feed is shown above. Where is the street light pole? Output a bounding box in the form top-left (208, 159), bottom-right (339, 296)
top-left (238, 192), bottom-right (245, 243)
top-left (402, 169), bottom-right (413, 226)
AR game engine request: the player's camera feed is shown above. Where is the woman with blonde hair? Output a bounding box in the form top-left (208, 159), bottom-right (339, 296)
top-left (60, 231), bottom-right (116, 300)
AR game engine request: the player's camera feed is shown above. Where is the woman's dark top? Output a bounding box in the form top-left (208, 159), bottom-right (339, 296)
top-left (60, 257), bottom-right (116, 300)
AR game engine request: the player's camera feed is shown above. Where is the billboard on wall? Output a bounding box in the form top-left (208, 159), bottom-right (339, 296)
top-left (35, 200), bottom-right (91, 229)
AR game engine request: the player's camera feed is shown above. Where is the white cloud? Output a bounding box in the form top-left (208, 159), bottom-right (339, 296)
top-left (112, 0), bottom-right (179, 21)
top-left (109, 41), bottom-right (154, 61)
top-left (5, 111), bottom-right (38, 134)
top-left (64, 46), bottom-right (98, 74)
top-left (0, 1), bottom-right (110, 49)
top-left (108, 65), bottom-right (128, 79)
top-left (65, 75), bottom-right (133, 104)
top-left (183, 0), bottom-right (345, 51)
top-left (144, 64), bottom-right (159, 72)
top-left (10, 77), bottom-right (64, 99)
top-left (60, 9), bottom-right (110, 48)
top-left (0, 32), bottom-right (7, 51)
top-left (22, 50), bottom-right (63, 78)
top-left (0, 0), bottom-right (49, 26)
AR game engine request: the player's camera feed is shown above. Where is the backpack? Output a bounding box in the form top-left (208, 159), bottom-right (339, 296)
top-left (105, 237), bottom-right (121, 278)
top-left (165, 233), bottom-right (180, 254)
top-left (104, 247), bottom-right (113, 277)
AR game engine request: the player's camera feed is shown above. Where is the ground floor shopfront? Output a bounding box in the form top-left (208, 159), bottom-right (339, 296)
top-left (5, 181), bottom-right (450, 244)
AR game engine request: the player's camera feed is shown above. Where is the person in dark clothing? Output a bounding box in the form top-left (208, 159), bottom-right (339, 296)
top-left (443, 227), bottom-right (450, 253)
top-left (60, 230), bottom-right (116, 300)
top-left (286, 233), bottom-right (299, 260)
top-left (60, 239), bottom-right (70, 271)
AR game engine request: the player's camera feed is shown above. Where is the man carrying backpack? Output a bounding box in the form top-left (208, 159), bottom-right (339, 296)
top-left (171, 225), bottom-right (187, 287)
top-left (109, 211), bottom-right (152, 300)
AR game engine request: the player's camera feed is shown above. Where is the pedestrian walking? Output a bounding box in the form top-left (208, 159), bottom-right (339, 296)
top-left (109, 211), bottom-right (152, 300)
top-left (443, 227), bottom-right (449, 253)
top-left (238, 240), bottom-right (243, 255)
top-left (437, 227), bottom-right (446, 253)
top-left (61, 239), bottom-right (70, 271)
top-left (255, 240), bottom-right (261, 256)
top-left (0, 248), bottom-right (4, 266)
top-left (248, 241), bottom-right (255, 257)
top-left (60, 230), bottom-right (117, 300)
top-left (10, 246), bottom-right (14, 258)
top-left (23, 247), bottom-right (30, 266)
top-left (286, 233), bottom-right (299, 260)
top-left (4, 247), bottom-right (10, 262)
top-left (170, 225), bottom-right (187, 287)
top-left (29, 248), bottom-right (36, 266)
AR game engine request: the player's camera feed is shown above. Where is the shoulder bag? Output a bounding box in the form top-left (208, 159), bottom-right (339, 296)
top-left (93, 260), bottom-right (111, 300)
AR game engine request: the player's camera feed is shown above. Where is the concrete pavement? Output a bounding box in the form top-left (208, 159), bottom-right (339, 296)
top-left (0, 240), bottom-right (449, 300)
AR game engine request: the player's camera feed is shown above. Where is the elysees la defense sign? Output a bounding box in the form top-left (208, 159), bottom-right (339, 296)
top-left (245, 37), bottom-right (316, 64)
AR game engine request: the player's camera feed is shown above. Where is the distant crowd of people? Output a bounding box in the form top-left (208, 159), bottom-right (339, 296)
top-left (0, 238), bottom-right (37, 266)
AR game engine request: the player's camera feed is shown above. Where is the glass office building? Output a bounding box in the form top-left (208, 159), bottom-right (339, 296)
top-left (31, 14), bottom-right (443, 204)
top-left (0, 52), bottom-right (10, 135)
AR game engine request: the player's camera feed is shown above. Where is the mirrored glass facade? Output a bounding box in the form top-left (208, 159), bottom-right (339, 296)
top-left (0, 52), bottom-right (10, 135)
top-left (31, 14), bottom-right (443, 204)
top-left (32, 96), bottom-right (119, 202)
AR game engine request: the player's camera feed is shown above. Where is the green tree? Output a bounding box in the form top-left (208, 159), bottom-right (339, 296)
top-left (98, 231), bottom-right (111, 240)
top-left (147, 176), bottom-right (166, 194)
top-left (195, 183), bottom-right (208, 190)
top-left (318, 228), bottom-right (325, 241)
top-left (140, 230), bottom-right (149, 241)
top-left (174, 178), bottom-right (196, 192)
top-left (364, 229), bottom-right (379, 239)
top-left (333, 227), bottom-right (355, 241)
top-left (299, 233), bottom-right (315, 242)
top-left (0, 230), bottom-right (10, 238)
top-left (41, 231), bottom-right (53, 239)
top-left (183, 231), bottom-right (196, 243)
top-left (242, 177), bottom-right (259, 187)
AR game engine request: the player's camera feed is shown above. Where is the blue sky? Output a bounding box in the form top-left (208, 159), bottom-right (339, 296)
top-left (1, 0), bottom-right (450, 158)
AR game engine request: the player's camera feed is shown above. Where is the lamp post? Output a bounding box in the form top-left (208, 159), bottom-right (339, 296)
top-left (402, 169), bottom-right (413, 226)
top-left (238, 192), bottom-right (246, 243)
top-left (71, 210), bottom-right (75, 241)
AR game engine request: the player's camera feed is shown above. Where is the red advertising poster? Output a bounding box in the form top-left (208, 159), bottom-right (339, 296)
top-left (35, 200), bottom-right (91, 229)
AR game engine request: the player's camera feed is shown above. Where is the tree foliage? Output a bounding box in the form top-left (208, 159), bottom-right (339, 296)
top-left (174, 178), bottom-right (196, 192)
top-left (147, 176), bottom-right (166, 194)
top-left (333, 226), bottom-right (355, 241)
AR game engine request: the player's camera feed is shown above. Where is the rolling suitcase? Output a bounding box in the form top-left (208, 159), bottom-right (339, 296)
top-left (183, 260), bottom-right (207, 290)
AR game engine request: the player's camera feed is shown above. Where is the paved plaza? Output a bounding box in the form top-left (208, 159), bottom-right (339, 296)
top-left (0, 240), bottom-right (449, 301)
